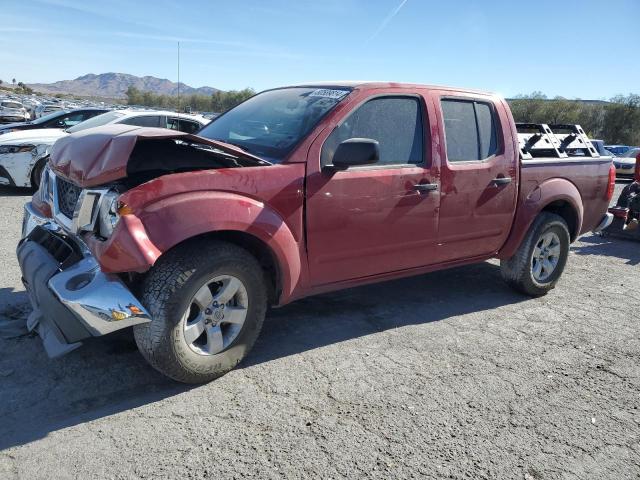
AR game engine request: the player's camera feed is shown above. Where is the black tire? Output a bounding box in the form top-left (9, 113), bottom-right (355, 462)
top-left (500, 212), bottom-right (570, 297)
top-left (134, 240), bottom-right (268, 383)
top-left (30, 157), bottom-right (47, 190)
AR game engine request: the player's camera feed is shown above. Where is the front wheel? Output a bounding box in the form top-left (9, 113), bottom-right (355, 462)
top-left (134, 240), bottom-right (268, 383)
top-left (500, 212), bottom-right (570, 296)
top-left (30, 157), bottom-right (47, 190)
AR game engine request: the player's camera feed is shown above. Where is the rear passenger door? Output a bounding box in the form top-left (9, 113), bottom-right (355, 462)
top-left (434, 93), bottom-right (518, 262)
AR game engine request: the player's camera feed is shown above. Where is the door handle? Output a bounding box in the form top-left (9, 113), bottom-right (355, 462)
top-left (491, 177), bottom-right (512, 186)
top-left (413, 183), bottom-right (438, 193)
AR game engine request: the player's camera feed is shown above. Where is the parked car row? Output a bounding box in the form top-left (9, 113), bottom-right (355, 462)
top-left (0, 99), bottom-right (30, 123)
top-left (0, 108), bottom-right (209, 188)
top-left (613, 147), bottom-right (640, 177)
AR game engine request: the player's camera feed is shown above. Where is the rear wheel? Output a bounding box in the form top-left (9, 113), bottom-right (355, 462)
top-left (500, 213), bottom-right (570, 296)
top-left (134, 240), bottom-right (268, 383)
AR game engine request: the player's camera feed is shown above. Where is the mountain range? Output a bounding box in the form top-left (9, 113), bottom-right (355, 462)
top-left (28, 73), bottom-right (219, 98)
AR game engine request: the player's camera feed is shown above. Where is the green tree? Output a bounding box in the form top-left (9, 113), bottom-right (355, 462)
top-left (602, 95), bottom-right (640, 145)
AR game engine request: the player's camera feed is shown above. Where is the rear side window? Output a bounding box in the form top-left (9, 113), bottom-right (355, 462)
top-left (322, 96), bottom-right (423, 166)
top-left (167, 117), bottom-right (201, 134)
top-left (119, 115), bottom-right (162, 128)
top-left (441, 99), bottom-right (498, 162)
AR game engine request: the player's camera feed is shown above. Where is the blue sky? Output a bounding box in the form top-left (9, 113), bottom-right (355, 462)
top-left (1, 0), bottom-right (638, 99)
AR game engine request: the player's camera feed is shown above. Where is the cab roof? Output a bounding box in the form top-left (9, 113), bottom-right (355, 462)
top-left (286, 81), bottom-right (497, 96)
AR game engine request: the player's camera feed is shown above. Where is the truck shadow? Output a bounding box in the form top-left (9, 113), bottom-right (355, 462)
top-left (0, 261), bottom-right (527, 451)
top-left (0, 185), bottom-right (33, 197)
top-left (247, 262), bottom-right (525, 366)
top-left (572, 233), bottom-right (640, 266)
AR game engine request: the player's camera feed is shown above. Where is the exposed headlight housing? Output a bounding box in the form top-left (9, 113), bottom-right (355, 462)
top-left (39, 164), bottom-right (52, 204)
top-left (98, 190), bottom-right (121, 238)
top-left (0, 144), bottom-right (36, 154)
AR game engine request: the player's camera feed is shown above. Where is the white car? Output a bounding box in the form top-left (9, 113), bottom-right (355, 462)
top-left (613, 147), bottom-right (639, 177)
top-left (0, 110), bottom-right (209, 188)
top-left (0, 100), bottom-right (30, 123)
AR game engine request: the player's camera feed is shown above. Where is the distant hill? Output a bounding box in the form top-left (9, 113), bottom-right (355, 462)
top-left (28, 73), bottom-right (219, 99)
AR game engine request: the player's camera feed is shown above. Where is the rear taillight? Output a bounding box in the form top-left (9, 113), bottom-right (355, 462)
top-left (635, 152), bottom-right (640, 183)
top-left (606, 164), bottom-right (616, 201)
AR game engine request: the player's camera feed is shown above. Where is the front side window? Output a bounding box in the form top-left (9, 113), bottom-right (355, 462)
top-left (198, 87), bottom-right (351, 162)
top-left (66, 111), bottom-right (125, 133)
top-left (441, 99), bottom-right (498, 162)
top-left (58, 112), bottom-right (85, 128)
top-left (321, 96), bottom-right (424, 167)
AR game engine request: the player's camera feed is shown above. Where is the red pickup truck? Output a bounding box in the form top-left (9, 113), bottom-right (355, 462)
top-left (18, 82), bottom-right (615, 383)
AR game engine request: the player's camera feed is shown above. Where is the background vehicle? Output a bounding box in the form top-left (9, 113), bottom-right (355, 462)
top-left (613, 147), bottom-right (640, 176)
top-left (21, 98), bottom-right (41, 120)
top-left (35, 102), bottom-right (63, 118)
top-left (0, 108), bottom-right (109, 135)
top-left (0, 109), bottom-right (209, 188)
top-left (17, 83), bottom-right (614, 383)
top-left (589, 139), bottom-right (616, 157)
top-left (605, 145), bottom-right (632, 156)
top-left (0, 100), bottom-right (30, 123)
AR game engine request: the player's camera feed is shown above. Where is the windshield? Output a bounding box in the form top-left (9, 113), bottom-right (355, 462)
top-left (197, 87), bottom-right (351, 162)
top-left (2, 102), bottom-right (22, 109)
top-left (66, 111), bottom-right (125, 133)
top-left (33, 110), bottom-right (69, 124)
top-left (623, 148), bottom-right (640, 158)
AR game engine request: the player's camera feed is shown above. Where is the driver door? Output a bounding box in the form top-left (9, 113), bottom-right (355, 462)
top-left (305, 91), bottom-right (440, 286)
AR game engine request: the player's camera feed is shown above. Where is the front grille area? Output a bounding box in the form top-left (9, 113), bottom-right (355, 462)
top-left (27, 225), bottom-right (83, 269)
top-left (55, 176), bottom-right (82, 218)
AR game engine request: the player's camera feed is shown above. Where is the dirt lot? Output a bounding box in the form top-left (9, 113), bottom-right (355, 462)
top-left (0, 183), bottom-right (638, 480)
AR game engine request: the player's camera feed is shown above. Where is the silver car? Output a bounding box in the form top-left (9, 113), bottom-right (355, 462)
top-left (0, 100), bottom-right (30, 123)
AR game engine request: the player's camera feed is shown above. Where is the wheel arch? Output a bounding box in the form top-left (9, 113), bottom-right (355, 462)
top-left (93, 191), bottom-right (303, 306)
top-left (498, 178), bottom-right (583, 259)
top-left (540, 200), bottom-right (580, 241)
top-left (163, 230), bottom-right (283, 305)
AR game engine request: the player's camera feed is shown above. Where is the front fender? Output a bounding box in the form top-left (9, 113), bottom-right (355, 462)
top-left (88, 191), bottom-right (302, 303)
top-left (498, 177), bottom-right (583, 259)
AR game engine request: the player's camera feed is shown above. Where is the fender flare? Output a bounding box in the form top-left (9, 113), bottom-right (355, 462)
top-left (498, 178), bottom-right (583, 259)
top-left (92, 191), bottom-right (302, 303)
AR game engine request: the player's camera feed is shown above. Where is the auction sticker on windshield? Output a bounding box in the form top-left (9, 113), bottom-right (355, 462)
top-left (308, 89), bottom-right (349, 99)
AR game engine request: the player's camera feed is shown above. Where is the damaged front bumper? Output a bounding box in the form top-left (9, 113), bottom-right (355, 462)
top-left (17, 202), bottom-right (151, 358)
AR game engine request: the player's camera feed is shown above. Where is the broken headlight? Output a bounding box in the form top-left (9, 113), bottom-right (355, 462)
top-left (98, 190), bottom-right (121, 238)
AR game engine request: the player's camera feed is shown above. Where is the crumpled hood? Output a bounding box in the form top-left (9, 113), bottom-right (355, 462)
top-left (0, 128), bottom-right (66, 144)
top-left (50, 124), bottom-right (269, 188)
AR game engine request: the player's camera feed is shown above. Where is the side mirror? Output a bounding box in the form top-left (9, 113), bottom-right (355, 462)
top-left (327, 138), bottom-right (380, 171)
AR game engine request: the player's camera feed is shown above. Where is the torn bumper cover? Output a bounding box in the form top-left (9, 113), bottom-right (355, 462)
top-left (17, 203), bottom-right (151, 358)
top-left (592, 212), bottom-right (614, 233)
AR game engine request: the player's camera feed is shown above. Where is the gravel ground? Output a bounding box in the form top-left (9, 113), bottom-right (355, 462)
top-left (0, 182), bottom-right (638, 480)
